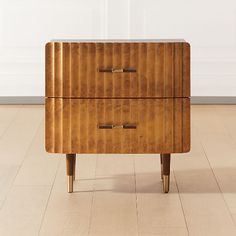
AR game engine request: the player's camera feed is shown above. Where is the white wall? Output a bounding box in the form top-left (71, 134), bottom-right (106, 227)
top-left (0, 0), bottom-right (236, 96)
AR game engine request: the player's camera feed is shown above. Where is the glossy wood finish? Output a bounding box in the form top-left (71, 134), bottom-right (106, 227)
top-left (46, 42), bottom-right (190, 98)
top-left (66, 154), bottom-right (76, 176)
top-left (45, 98), bottom-right (190, 154)
top-left (162, 154), bottom-right (171, 176)
top-left (45, 40), bottom-right (191, 193)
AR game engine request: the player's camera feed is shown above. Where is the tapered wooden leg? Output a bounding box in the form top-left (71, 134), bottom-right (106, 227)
top-left (73, 157), bottom-right (76, 181)
top-left (162, 154), bottom-right (171, 193)
top-left (160, 154), bottom-right (163, 180)
top-left (66, 154), bottom-right (76, 193)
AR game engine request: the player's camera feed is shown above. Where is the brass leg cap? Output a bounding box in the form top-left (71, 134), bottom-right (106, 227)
top-left (163, 175), bottom-right (170, 193)
top-left (68, 175), bottom-right (73, 193)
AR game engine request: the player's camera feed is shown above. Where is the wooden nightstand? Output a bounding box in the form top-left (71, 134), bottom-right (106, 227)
top-left (45, 40), bottom-right (190, 193)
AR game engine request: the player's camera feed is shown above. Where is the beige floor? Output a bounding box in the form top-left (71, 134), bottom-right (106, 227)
top-left (0, 105), bottom-right (236, 235)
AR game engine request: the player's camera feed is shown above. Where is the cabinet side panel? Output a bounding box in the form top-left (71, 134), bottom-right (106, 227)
top-left (174, 43), bottom-right (183, 97)
top-left (45, 98), bottom-right (54, 152)
top-left (182, 98), bottom-right (191, 152)
top-left (45, 43), bottom-right (54, 97)
top-left (54, 43), bottom-right (63, 97)
top-left (173, 98), bottom-right (183, 152)
top-left (183, 43), bottom-right (191, 97)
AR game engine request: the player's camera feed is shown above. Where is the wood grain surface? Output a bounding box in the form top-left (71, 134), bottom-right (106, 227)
top-left (45, 98), bottom-right (190, 154)
top-left (45, 42), bottom-right (190, 98)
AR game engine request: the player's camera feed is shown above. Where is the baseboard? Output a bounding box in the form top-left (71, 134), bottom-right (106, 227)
top-left (191, 96), bottom-right (236, 104)
top-left (0, 96), bottom-right (44, 104)
top-left (0, 96), bottom-right (236, 105)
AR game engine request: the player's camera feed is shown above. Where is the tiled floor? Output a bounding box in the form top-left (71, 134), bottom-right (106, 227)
top-left (0, 105), bottom-right (236, 235)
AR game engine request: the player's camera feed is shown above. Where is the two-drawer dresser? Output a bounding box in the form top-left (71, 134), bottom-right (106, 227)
top-left (45, 39), bottom-right (190, 193)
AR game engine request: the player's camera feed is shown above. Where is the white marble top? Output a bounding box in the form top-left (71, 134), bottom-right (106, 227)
top-left (50, 39), bottom-right (186, 43)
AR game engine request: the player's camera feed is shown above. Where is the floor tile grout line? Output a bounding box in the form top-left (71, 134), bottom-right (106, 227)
top-left (37, 158), bottom-right (61, 235)
top-left (87, 154), bottom-right (98, 236)
top-left (200, 136), bottom-right (236, 227)
top-left (0, 113), bottom-right (44, 211)
top-left (227, 132), bottom-right (236, 148)
top-left (193, 115), bottom-right (236, 224)
top-left (0, 105), bottom-right (22, 139)
top-left (11, 117), bottom-right (44, 185)
top-left (0, 166), bottom-right (21, 211)
top-left (172, 168), bottom-right (190, 236)
top-left (221, 120), bottom-right (236, 149)
top-left (133, 156), bottom-right (140, 236)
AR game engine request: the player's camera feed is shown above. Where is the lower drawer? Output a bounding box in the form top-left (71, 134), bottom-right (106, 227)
top-left (45, 98), bottom-right (190, 154)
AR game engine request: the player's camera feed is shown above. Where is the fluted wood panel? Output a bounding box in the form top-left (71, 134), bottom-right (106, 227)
top-left (46, 42), bottom-right (190, 98)
top-left (45, 98), bottom-right (190, 154)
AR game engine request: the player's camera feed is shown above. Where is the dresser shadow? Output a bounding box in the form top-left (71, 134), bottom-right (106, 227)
top-left (73, 167), bottom-right (236, 194)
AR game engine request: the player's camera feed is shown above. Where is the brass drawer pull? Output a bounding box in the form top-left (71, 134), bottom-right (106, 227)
top-left (98, 124), bottom-right (137, 129)
top-left (98, 68), bottom-right (136, 73)
top-left (123, 68), bottom-right (137, 73)
top-left (123, 124), bottom-right (137, 129)
top-left (98, 124), bottom-right (113, 129)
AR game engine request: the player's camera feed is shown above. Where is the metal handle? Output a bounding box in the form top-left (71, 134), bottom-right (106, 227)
top-left (98, 124), bottom-right (137, 129)
top-left (98, 68), bottom-right (136, 73)
top-left (123, 124), bottom-right (137, 129)
top-left (123, 68), bottom-right (137, 73)
top-left (98, 124), bottom-right (113, 129)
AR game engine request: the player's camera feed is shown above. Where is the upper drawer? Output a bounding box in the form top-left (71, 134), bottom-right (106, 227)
top-left (45, 42), bottom-right (190, 98)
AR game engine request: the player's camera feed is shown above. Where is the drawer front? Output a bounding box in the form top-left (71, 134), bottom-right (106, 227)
top-left (45, 98), bottom-right (190, 154)
top-left (46, 42), bottom-right (190, 98)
